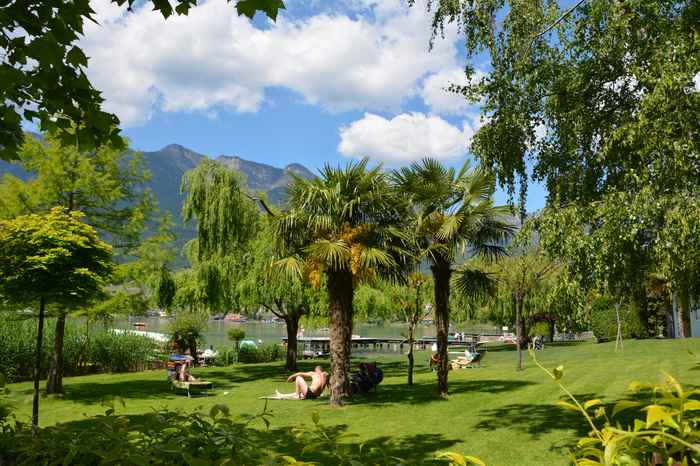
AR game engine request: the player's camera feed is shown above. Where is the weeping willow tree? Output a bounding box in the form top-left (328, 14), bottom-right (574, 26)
top-left (178, 160), bottom-right (260, 318)
top-left (485, 249), bottom-right (560, 371)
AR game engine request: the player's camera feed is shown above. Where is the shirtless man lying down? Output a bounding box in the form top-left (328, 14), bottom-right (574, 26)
top-left (269, 366), bottom-right (328, 400)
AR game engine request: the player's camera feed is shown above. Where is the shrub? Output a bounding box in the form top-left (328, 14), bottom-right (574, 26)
top-left (237, 344), bottom-right (284, 363)
top-left (590, 296), bottom-right (644, 342)
top-left (169, 313), bottom-right (207, 357)
top-left (89, 331), bottom-right (161, 372)
top-left (0, 405), bottom-right (414, 465)
top-left (528, 321), bottom-right (550, 338)
top-left (0, 319), bottom-right (162, 381)
top-left (227, 327), bottom-right (245, 344)
top-left (211, 347), bottom-right (236, 366)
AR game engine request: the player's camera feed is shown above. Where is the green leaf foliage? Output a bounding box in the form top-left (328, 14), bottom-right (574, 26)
top-left (0, 207), bottom-right (114, 309)
top-left (0, 133), bottom-right (154, 248)
top-left (0, 1), bottom-right (284, 160)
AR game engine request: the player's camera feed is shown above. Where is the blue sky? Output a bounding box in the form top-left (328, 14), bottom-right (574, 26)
top-left (83, 0), bottom-right (547, 211)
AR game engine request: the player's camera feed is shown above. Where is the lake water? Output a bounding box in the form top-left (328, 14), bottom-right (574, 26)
top-left (117, 317), bottom-right (500, 351)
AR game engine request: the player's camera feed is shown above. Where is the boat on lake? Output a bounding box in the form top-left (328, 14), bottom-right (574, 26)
top-left (224, 313), bottom-right (248, 322)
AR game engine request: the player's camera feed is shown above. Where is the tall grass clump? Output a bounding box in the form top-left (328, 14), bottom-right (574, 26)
top-left (0, 318), bottom-right (162, 381)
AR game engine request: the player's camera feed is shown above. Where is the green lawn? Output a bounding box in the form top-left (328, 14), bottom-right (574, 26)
top-left (5, 339), bottom-right (700, 465)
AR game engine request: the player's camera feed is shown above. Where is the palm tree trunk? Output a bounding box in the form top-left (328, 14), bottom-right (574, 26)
top-left (285, 316), bottom-right (299, 372)
top-left (32, 297), bottom-right (46, 436)
top-left (431, 262), bottom-right (451, 396)
top-left (327, 269), bottom-right (354, 407)
top-left (46, 312), bottom-right (66, 394)
top-left (516, 295), bottom-right (524, 371)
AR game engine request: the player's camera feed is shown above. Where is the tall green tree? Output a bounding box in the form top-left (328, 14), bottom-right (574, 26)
top-left (657, 194), bottom-right (700, 337)
top-left (392, 158), bottom-right (512, 395)
top-left (0, 133), bottom-right (152, 394)
top-left (421, 1), bottom-right (699, 330)
top-left (0, 0), bottom-right (285, 160)
top-left (536, 190), bottom-right (660, 335)
top-left (271, 159), bottom-right (406, 406)
top-left (237, 223), bottom-right (321, 371)
top-left (179, 159), bottom-right (260, 315)
top-left (391, 274), bottom-right (432, 386)
top-left (0, 208), bottom-right (113, 433)
top-left (486, 249), bottom-right (559, 371)
top-left (421, 0), bottom-right (699, 207)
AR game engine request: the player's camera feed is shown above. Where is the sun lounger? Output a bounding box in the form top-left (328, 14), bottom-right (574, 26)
top-left (450, 352), bottom-right (484, 370)
top-left (171, 379), bottom-right (212, 397)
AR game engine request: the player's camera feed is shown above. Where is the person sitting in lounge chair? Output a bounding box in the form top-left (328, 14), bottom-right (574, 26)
top-left (176, 360), bottom-right (199, 382)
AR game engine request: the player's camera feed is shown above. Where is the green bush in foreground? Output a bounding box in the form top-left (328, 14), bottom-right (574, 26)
top-left (1, 402), bottom-right (449, 465)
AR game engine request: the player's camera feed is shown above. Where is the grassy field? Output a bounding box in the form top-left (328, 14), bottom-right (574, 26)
top-left (5, 339), bottom-right (700, 465)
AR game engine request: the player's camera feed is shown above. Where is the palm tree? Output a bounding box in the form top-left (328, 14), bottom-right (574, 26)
top-left (270, 158), bottom-right (405, 406)
top-left (393, 158), bottom-right (513, 395)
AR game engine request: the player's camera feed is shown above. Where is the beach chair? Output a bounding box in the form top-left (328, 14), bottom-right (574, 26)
top-left (167, 355), bottom-right (212, 397)
top-left (171, 379), bottom-right (213, 397)
top-left (450, 352), bottom-right (484, 370)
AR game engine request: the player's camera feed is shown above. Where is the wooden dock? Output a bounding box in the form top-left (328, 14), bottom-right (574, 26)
top-left (282, 334), bottom-right (499, 358)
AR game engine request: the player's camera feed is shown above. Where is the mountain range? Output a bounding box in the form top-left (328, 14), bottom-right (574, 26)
top-left (0, 142), bottom-right (315, 257)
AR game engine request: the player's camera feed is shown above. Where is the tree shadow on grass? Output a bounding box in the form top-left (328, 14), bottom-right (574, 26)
top-left (347, 379), bottom-right (537, 406)
top-left (200, 359), bottom-right (338, 386)
top-left (473, 392), bottom-right (599, 448)
top-left (252, 426), bottom-right (459, 464)
top-left (63, 375), bottom-right (230, 403)
top-left (62, 379), bottom-right (215, 403)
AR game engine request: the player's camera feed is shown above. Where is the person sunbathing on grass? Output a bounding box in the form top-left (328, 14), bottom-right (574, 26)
top-left (271, 366), bottom-right (328, 400)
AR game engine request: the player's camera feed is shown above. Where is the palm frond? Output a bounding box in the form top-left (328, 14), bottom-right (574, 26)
top-left (358, 247), bottom-right (396, 270)
top-left (435, 213), bottom-right (463, 242)
top-left (305, 240), bottom-right (351, 271)
top-left (270, 256), bottom-right (305, 281)
top-left (452, 265), bottom-right (496, 299)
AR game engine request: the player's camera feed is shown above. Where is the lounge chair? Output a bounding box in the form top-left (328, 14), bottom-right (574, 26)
top-left (450, 352), bottom-right (484, 370)
top-left (171, 379), bottom-right (213, 397)
top-left (167, 355), bottom-right (212, 397)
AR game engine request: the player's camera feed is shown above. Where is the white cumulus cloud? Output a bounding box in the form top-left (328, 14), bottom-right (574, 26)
top-left (338, 112), bottom-right (478, 164)
top-left (82, 0), bottom-right (460, 126)
top-left (420, 67), bottom-right (487, 115)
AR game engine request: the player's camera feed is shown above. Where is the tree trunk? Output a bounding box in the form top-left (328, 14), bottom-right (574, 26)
top-left (285, 316), bottom-right (299, 372)
top-left (46, 312), bottom-right (66, 394)
top-left (407, 280), bottom-right (421, 386)
top-left (45, 192), bottom-right (75, 394)
top-left (32, 297), bottom-right (46, 436)
top-left (516, 295), bottom-right (524, 371)
top-left (431, 262), bottom-right (451, 396)
top-left (407, 324), bottom-right (415, 386)
top-left (548, 320), bottom-right (555, 343)
top-left (678, 289), bottom-right (691, 338)
top-left (189, 340), bottom-right (198, 367)
top-left (327, 269), bottom-right (354, 407)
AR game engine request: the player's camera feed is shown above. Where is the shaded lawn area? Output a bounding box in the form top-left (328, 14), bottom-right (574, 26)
top-left (5, 339), bottom-right (700, 465)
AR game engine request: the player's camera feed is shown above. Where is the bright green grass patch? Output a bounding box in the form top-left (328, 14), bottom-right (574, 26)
top-left (5, 339), bottom-right (700, 465)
